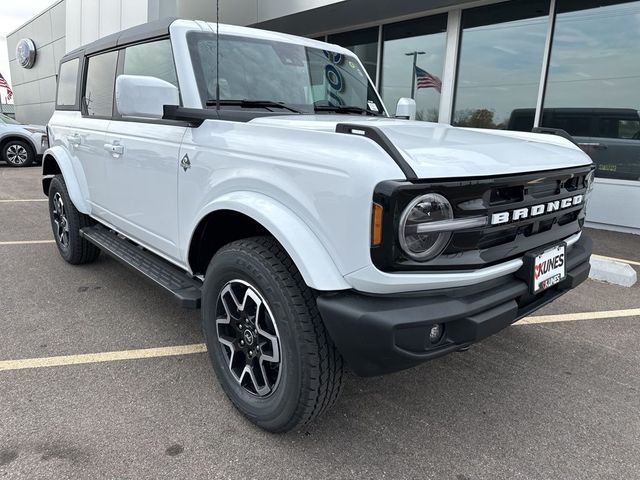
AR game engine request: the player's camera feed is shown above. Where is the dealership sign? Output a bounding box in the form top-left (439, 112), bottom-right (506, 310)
top-left (17, 39), bottom-right (37, 69)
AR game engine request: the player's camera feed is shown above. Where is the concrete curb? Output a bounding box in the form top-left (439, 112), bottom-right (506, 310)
top-left (589, 257), bottom-right (638, 287)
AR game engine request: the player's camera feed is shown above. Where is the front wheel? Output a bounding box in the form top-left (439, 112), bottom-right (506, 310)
top-left (2, 140), bottom-right (34, 167)
top-left (48, 175), bottom-right (100, 264)
top-left (202, 236), bottom-right (343, 433)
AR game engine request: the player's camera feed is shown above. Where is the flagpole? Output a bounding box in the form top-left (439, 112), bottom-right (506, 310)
top-left (405, 51), bottom-right (425, 99)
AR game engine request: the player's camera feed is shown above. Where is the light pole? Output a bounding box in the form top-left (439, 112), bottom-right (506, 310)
top-left (405, 51), bottom-right (426, 99)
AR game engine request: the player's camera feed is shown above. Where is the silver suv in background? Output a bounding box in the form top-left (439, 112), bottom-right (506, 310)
top-left (0, 113), bottom-right (47, 167)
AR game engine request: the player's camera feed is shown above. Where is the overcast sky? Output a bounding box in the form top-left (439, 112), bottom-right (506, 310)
top-left (0, 1), bottom-right (58, 103)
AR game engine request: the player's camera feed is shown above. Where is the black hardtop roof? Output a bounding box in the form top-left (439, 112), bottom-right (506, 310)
top-left (60, 16), bottom-right (178, 62)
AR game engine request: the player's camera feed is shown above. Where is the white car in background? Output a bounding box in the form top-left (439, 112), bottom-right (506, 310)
top-left (0, 113), bottom-right (47, 167)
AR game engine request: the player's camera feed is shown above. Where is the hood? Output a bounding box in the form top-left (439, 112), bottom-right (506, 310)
top-left (249, 115), bottom-right (592, 179)
top-left (25, 124), bottom-right (46, 133)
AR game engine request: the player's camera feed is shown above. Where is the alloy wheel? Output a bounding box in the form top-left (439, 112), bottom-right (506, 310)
top-left (52, 192), bottom-right (70, 249)
top-left (6, 144), bottom-right (28, 166)
top-left (215, 279), bottom-right (282, 397)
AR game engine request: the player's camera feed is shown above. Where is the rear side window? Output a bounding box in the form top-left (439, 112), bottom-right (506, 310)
top-left (597, 117), bottom-right (640, 140)
top-left (546, 114), bottom-right (592, 138)
top-left (56, 58), bottom-right (80, 108)
top-left (84, 51), bottom-right (118, 117)
top-left (122, 39), bottom-right (178, 87)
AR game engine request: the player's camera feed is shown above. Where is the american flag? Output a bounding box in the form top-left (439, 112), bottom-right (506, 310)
top-left (0, 73), bottom-right (13, 100)
top-left (415, 66), bottom-right (442, 93)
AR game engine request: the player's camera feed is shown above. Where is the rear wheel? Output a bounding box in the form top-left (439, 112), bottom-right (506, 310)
top-left (2, 140), bottom-right (34, 167)
top-left (48, 175), bottom-right (100, 264)
top-left (202, 236), bottom-right (343, 432)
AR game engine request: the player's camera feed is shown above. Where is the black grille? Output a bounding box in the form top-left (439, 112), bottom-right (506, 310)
top-left (371, 166), bottom-right (594, 272)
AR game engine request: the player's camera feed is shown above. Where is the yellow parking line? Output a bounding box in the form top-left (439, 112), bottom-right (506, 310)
top-left (0, 199), bottom-right (47, 203)
top-left (592, 254), bottom-right (640, 267)
top-left (0, 240), bottom-right (55, 245)
top-left (2, 310), bottom-right (639, 373)
top-left (0, 344), bottom-right (207, 372)
top-left (521, 308), bottom-right (640, 325)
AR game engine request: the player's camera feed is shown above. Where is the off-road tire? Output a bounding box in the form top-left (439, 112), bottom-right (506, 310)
top-left (202, 236), bottom-right (344, 433)
top-left (48, 175), bottom-right (100, 264)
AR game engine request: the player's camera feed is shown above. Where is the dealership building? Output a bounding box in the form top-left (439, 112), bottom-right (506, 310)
top-left (6, 0), bottom-right (640, 234)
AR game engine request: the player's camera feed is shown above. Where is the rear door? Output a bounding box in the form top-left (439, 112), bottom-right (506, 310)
top-left (591, 114), bottom-right (640, 180)
top-left (78, 51), bottom-right (118, 211)
top-left (103, 39), bottom-right (186, 261)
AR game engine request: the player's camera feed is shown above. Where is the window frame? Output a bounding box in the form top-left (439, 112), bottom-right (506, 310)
top-left (112, 37), bottom-right (182, 121)
top-left (81, 49), bottom-right (120, 120)
top-left (55, 56), bottom-right (83, 111)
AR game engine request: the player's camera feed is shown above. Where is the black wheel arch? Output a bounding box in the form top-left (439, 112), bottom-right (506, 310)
top-left (42, 153), bottom-right (62, 196)
top-left (188, 210), bottom-right (270, 275)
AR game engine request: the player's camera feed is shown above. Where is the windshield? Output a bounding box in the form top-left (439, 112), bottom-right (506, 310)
top-left (187, 32), bottom-right (386, 115)
top-left (0, 113), bottom-right (20, 125)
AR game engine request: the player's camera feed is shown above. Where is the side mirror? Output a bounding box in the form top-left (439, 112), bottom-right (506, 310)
top-left (115, 75), bottom-right (180, 119)
top-left (395, 97), bottom-right (416, 120)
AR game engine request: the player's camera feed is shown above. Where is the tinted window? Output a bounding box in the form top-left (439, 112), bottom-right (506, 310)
top-left (84, 51), bottom-right (118, 117)
top-left (381, 15), bottom-right (447, 121)
top-left (597, 116), bottom-right (640, 140)
top-left (57, 58), bottom-right (80, 107)
top-left (454, 0), bottom-right (550, 130)
top-left (123, 39), bottom-right (178, 87)
top-left (544, 113), bottom-right (592, 137)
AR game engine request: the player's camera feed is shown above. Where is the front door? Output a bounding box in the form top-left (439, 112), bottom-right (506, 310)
top-left (100, 39), bottom-right (186, 261)
top-left (103, 121), bottom-right (186, 261)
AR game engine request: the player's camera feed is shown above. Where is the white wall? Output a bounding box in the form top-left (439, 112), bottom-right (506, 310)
top-left (151, 0), bottom-right (347, 26)
top-left (7, 0), bottom-right (66, 125)
top-left (587, 179), bottom-right (640, 234)
top-left (65, 0), bottom-right (149, 53)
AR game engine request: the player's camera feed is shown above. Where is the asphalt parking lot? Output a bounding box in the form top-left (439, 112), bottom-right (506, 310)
top-left (1, 165), bottom-right (639, 479)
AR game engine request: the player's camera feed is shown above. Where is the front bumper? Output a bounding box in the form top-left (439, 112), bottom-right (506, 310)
top-left (317, 235), bottom-right (592, 377)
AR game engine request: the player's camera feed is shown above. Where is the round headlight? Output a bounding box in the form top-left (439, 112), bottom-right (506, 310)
top-left (399, 193), bottom-right (453, 261)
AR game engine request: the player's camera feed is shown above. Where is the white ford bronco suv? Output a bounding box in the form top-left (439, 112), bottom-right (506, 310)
top-left (44, 18), bottom-right (594, 432)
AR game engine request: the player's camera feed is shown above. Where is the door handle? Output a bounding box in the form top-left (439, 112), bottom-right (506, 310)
top-left (577, 142), bottom-right (608, 150)
top-left (67, 134), bottom-right (81, 147)
top-left (104, 142), bottom-right (124, 157)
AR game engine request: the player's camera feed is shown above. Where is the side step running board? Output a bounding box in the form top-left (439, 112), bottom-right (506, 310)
top-left (80, 224), bottom-right (202, 309)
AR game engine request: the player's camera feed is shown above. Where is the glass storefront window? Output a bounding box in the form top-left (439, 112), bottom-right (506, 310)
top-left (380, 15), bottom-right (447, 121)
top-left (453, 0), bottom-right (550, 130)
top-left (328, 28), bottom-right (379, 83)
top-left (543, 0), bottom-right (640, 181)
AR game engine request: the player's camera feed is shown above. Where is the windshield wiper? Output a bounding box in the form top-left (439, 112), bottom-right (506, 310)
top-left (205, 99), bottom-right (302, 113)
top-left (314, 105), bottom-right (382, 116)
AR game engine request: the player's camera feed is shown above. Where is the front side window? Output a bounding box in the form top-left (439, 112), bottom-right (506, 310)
top-left (57, 58), bottom-right (80, 107)
top-left (187, 32), bottom-right (384, 115)
top-left (122, 39), bottom-right (178, 87)
top-left (84, 51), bottom-right (118, 117)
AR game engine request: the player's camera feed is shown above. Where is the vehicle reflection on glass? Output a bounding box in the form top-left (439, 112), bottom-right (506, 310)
top-left (508, 108), bottom-right (640, 181)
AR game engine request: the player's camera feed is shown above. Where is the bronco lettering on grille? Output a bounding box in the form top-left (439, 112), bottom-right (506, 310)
top-left (490, 195), bottom-right (584, 225)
